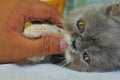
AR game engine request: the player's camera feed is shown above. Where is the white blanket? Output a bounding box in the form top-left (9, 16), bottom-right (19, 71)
top-left (0, 64), bottom-right (119, 80)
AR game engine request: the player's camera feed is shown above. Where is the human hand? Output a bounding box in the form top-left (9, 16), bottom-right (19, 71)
top-left (0, 0), bottom-right (67, 63)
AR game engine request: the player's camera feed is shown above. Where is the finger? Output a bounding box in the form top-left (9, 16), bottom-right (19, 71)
top-left (20, 0), bottom-right (63, 28)
top-left (10, 31), bottom-right (64, 57)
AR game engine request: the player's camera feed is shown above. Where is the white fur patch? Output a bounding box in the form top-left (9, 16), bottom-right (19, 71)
top-left (27, 56), bottom-right (45, 63)
top-left (23, 24), bottom-right (61, 38)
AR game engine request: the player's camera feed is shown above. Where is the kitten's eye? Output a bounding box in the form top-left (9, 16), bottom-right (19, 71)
top-left (83, 52), bottom-right (90, 64)
top-left (77, 20), bottom-right (85, 33)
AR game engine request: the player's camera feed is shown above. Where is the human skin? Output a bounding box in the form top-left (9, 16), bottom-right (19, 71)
top-left (0, 0), bottom-right (67, 63)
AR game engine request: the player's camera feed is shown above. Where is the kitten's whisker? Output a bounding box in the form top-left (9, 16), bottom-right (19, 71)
top-left (58, 57), bottom-right (65, 59)
top-left (58, 59), bottom-right (71, 67)
top-left (58, 60), bottom-right (67, 66)
top-left (59, 60), bottom-right (65, 64)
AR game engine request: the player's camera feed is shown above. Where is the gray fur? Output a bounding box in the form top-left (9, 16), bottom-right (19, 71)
top-left (64, 3), bottom-right (120, 72)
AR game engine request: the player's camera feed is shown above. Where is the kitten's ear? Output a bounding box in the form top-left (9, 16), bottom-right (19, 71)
top-left (105, 2), bottom-right (120, 16)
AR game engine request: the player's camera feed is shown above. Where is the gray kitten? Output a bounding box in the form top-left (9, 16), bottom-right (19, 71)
top-left (64, 2), bottom-right (120, 72)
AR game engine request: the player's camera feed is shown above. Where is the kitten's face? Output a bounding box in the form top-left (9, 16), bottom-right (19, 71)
top-left (64, 4), bottom-right (120, 72)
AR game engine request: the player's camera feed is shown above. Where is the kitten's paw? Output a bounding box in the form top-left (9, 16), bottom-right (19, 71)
top-left (23, 24), bottom-right (61, 38)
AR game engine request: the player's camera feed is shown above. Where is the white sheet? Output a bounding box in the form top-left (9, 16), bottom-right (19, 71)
top-left (0, 64), bottom-right (119, 80)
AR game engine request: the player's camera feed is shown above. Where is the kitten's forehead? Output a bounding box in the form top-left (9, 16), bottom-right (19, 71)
top-left (68, 5), bottom-right (107, 21)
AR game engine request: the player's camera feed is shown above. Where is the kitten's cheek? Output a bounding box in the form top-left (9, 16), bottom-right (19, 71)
top-left (60, 38), bottom-right (69, 52)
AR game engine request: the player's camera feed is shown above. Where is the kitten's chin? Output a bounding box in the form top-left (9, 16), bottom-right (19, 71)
top-left (65, 48), bottom-right (72, 64)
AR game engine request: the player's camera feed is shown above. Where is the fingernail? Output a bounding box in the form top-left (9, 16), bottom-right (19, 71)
top-left (60, 38), bottom-right (68, 52)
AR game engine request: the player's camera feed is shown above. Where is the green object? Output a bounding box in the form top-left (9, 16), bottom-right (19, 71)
top-left (73, 0), bottom-right (85, 8)
top-left (64, 0), bottom-right (85, 16)
top-left (86, 0), bottom-right (119, 5)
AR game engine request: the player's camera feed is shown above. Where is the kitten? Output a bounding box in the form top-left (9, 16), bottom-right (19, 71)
top-left (64, 2), bottom-right (120, 72)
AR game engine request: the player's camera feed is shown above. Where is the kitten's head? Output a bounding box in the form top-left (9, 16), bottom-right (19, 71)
top-left (64, 3), bottom-right (120, 72)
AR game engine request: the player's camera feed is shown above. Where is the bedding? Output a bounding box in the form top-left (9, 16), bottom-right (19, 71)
top-left (0, 63), bottom-right (119, 80)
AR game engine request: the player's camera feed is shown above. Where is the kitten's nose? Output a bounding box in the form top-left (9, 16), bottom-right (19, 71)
top-left (72, 39), bottom-right (77, 50)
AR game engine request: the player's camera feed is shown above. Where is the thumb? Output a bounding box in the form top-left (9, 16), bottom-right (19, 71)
top-left (11, 32), bottom-right (66, 56)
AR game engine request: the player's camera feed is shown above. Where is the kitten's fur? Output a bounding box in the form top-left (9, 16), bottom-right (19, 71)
top-left (64, 2), bottom-right (120, 72)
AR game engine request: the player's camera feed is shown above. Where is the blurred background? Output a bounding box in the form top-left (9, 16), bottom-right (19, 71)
top-left (41, 0), bottom-right (119, 17)
top-left (64, 0), bottom-right (119, 16)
